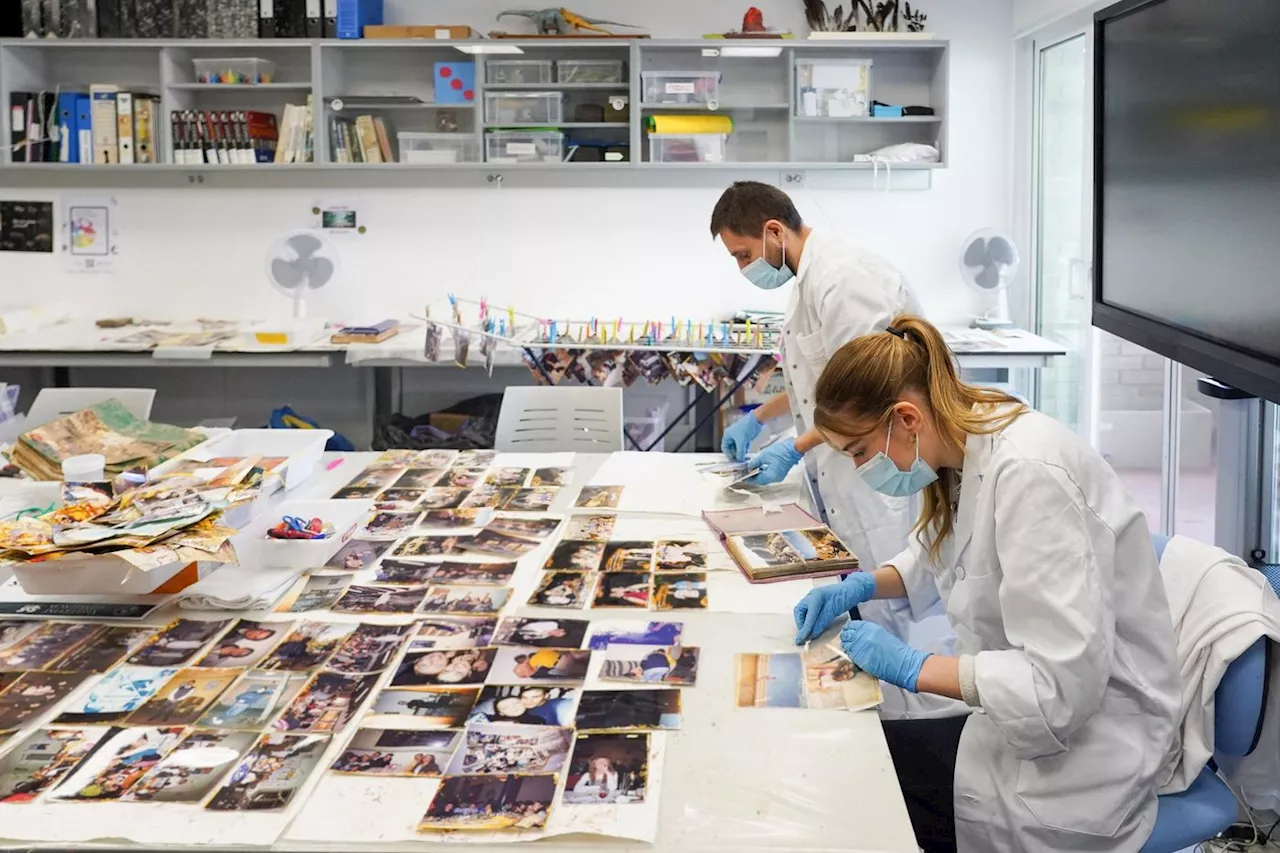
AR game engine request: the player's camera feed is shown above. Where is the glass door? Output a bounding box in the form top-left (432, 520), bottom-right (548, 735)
top-left (1032, 32), bottom-right (1095, 440)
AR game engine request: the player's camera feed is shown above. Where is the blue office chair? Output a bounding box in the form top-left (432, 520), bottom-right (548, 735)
top-left (1141, 533), bottom-right (1271, 853)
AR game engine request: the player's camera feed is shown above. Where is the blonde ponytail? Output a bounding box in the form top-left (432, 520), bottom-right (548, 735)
top-left (813, 314), bottom-right (1026, 562)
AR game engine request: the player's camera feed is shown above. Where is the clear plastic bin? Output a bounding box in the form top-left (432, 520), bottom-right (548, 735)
top-left (641, 70), bottom-right (721, 107)
top-left (557, 59), bottom-right (625, 84)
top-left (649, 133), bottom-right (727, 163)
top-left (193, 57), bottom-right (276, 84)
top-left (485, 59), bottom-right (554, 85)
top-left (398, 132), bottom-right (480, 164)
top-left (485, 130), bottom-right (565, 163)
top-left (795, 58), bottom-right (873, 118)
top-left (484, 91), bottom-right (565, 124)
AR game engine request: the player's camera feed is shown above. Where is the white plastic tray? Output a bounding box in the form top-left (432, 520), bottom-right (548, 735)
top-left (232, 498), bottom-right (373, 570)
top-left (184, 428), bottom-right (332, 492)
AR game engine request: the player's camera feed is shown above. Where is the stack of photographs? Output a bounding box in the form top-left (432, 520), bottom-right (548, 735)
top-left (529, 535), bottom-right (709, 613)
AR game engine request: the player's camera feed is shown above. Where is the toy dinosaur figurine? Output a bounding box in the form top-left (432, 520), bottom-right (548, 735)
top-left (497, 8), bottom-right (640, 35)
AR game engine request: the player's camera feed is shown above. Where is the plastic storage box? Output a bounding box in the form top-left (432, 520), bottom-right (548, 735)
top-left (557, 59), bottom-right (625, 84)
top-left (486, 59), bottom-right (554, 85)
top-left (193, 57), bottom-right (275, 84)
top-left (484, 91), bottom-right (565, 124)
top-left (398, 132), bottom-right (480, 164)
top-left (177, 428), bottom-right (332, 492)
top-left (641, 71), bottom-right (721, 107)
top-left (233, 499), bottom-right (374, 570)
top-left (649, 133), bottom-right (727, 163)
top-left (485, 130), bottom-right (565, 163)
top-left (795, 58), bottom-right (872, 118)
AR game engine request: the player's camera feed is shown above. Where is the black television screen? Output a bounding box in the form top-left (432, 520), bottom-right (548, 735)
top-left (1093, 0), bottom-right (1280, 402)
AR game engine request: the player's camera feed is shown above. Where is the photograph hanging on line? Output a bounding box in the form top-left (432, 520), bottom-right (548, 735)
top-left (600, 644), bottom-right (699, 686)
top-left (419, 773), bottom-right (557, 831)
top-left (121, 730), bottom-right (256, 803)
top-left (126, 619), bottom-right (232, 668)
top-left (49, 726), bottom-right (186, 801)
top-left (126, 668), bottom-right (239, 726)
top-left (49, 626), bottom-right (154, 673)
top-left (488, 647), bottom-right (592, 684)
top-left (415, 616), bottom-right (496, 649)
top-left (372, 559), bottom-right (440, 586)
top-left (529, 571), bottom-right (595, 609)
top-left (196, 670), bottom-right (310, 730)
top-left (366, 687), bottom-right (480, 728)
top-left (324, 539), bottom-right (393, 571)
top-left (586, 621), bottom-right (684, 651)
top-left (600, 541), bottom-right (655, 573)
top-left (55, 666), bottom-right (177, 725)
top-left (563, 732), bottom-right (649, 805)
top-left (446, 724), bottom-right (573, 775)
top-left (392, 648), bottom-right (497, 688)
top-left (652, 573), bottom-right (708, 610)
top-left (0, 671), bottom-right (91, 731)
top-left (330, 728), bottom-right (460, 777)
top-left (325, 623), bottom-right (414, 674)
top-left (258, 622), bottom-right (356, 672)
top-left (420, 585), bottom-right (510, 616)
top-left (592, 571), bottom-right (651, 609)
top-left (562, 514), bottom-right (615, 542)
top-left (332, 585), bottom-right (429, 615)
top-left (0, 727), bottom-right (111, 803)
top-left (544, 540), bottom-right (605, 572)
top-left (485, 515), bottom-right (561, 541)
top-left (573, 689), bottom-right (682, 732)
top-left (574, 486), bottom-right (623, 510)
top-left (467, 685), bottom-right (577, 727)
top-left (654, 539), bottom-right (709, 571)
top-left (195, 620), bottom-right (290, 669)
top-left (492, 617), bottom-right (589, 649)
top-left (205, 732), bottom-right (330, 812)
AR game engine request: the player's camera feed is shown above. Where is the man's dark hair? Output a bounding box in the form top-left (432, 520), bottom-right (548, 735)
top-left (709, 181), bottom-right (804, 238)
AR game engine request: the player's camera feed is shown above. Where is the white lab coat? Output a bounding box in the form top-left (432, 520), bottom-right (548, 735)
top-left (781, 228), bottom-right (962, 719)
top-left (890, 409), bottom-right (1181, 852)
top-left (1156, 534), bottom-right (1280, 795)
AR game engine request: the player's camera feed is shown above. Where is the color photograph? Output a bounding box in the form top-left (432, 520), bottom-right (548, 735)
top-left (126, 668), bottom-right (239, 726)
top-left (0, 671), bottom-right (91, 731)
top-left (195, 620), bottom-right (289, 669)
top-left (486, 515), bottom-right (561, 540)
top-left (417, 450), bottom-right (460, 468)
top-left (543, 540), bottom-right (605, 572)
top-left (485, 467), bottom-right (530, 487)
top-left (49, 626), bottom-right (153, 673)
top-left (331, 585), bottom-right (428, 615)
top-left (372, 559), bottom-right (440, 585)
top-left (652, 573), bottom-right (708, 610)
top-left (446, 724), bottom-right (573, 775)
top-left (529, 571), bottom-right (595, 609)
top-left (601, 541), bottom-right (655, 573)
top-left (502, 488), bottom-right (558, 512)
top-left (587, 621), bottom-right (684, 651)
top-left (274, 672), bottom-right (378, 734)
top-left (530, 467), bottom-right (571, 487)
top-left (275, 575), bottom-right (350, 613)
top-left (460, 487), bottom-right (514, 509)
top-left (376, 488), bottom-right (427, 508)
top-left (493, 617), bottom-right (589, 649)
top-left (488, 647), bottom-right (592, 684)
top-left (259, 622), bottom-right (355, 672)
top-left (734, 653), bottom-right (804, 708)
top-left (50, 726), bottom-right (186, 801)
top-left (205, 732), bottom-right (329, 812)
top-left (393, 535), bottom-right (468, 559)
top-left (441, 468), bottom-right (487, 489)
top-left (121, 730), bottom-right (255, 803)
top-left (0, 622), bottom-right (102, 671)
top-left (573, 689), bottom-right (682, 731)
top-left (394, 468), bottom-right (446, 489)
top-left (56, 666), bottom-right (177, 725)
top-left (419, 509), bottom-right (490, 530)
top-left (420, 585), bottom-right (510, 616)
top-left (325, 623), bottom-right (414, 674)
top-left (197, 671), bottom-right (310, 730)
top-left (391, 648), bottom-right (496, 687)
top-left (330, 728), bottom-right (460, 777)
top-left (419, 773), bottom-right (556, 831)
top-left (324, 539), bottom-right (393, 571)
top-left (801, 646), bottom-right (884, 712)
top-left (574, 486), bottom-right (623, 509)
top-left (420, 488), bottom-right (468, 510)
top-left (592, 572), bottom-right (651, 609)
top-left (467, 685), bottom-right (577, 727)
top-left (425, 561), bottom-right (517, 587)
top-left (415, 616), bottom-right (496, 649)
top-left (0, 728), bottom-right (110, 803)
top-left (458, 528), bottom-right (541, 558)
top-left (561, 515), bottom-right (615, 542)
top-left (126, 619), bottom-right (231, 668)
top-left (455, 450), bottom-right (497, 467)
top-left (654, 539), bottom-right (709, 571)
top-left (600, 645), bottom-right (699, 686)
top-left (563, 733), bottom-right (649, 805)
top-left (366, 687), bottom-right (479, 728)
top-left (363, 510), bottom-right (421, 538)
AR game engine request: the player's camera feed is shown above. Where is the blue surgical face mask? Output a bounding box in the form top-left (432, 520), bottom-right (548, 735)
top-left (855, 419), bottom-right (938, 498)
top-left (740, 227), bottom-right (793, 290)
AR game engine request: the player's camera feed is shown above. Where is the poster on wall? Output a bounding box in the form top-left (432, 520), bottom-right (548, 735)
top-left (312, 202), bottom-right (365, 236)
top-left (62, 196), bottom-right (121, 273)
top-left (0, 201), bottom-right (54, 252)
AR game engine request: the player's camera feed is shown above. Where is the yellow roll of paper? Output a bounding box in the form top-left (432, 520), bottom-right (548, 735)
top-left (645, 114), bottom-right (735, 135)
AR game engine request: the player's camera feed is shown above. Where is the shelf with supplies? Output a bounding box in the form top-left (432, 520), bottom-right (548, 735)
top-left (0, 37), bottom-right (948, 184)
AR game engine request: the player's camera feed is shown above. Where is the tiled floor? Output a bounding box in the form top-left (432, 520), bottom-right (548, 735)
top-left (1115, 467), bottom-right (1218, 544)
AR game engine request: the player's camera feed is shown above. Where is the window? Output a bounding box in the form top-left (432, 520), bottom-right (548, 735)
top-left (1096, 332), bottom-right (1166, 531)
top-left (1174, 372), bottom-right (1219, 542)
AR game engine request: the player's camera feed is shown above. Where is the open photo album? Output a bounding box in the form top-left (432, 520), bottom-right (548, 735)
top-left (703, 503), bottom-right (858, 583)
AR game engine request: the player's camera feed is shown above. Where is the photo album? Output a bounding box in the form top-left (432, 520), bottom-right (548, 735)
top-left (703, 503), bottom-right (858, 583)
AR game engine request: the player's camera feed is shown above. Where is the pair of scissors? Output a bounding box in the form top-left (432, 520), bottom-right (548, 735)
top-left (280, 515), bottom-right (310, 532)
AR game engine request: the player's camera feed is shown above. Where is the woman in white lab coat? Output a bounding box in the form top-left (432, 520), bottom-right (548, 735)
top-left (795, 313), bottom-right (1181, 852)
top-left (711, 181), bottom-right (959, 719)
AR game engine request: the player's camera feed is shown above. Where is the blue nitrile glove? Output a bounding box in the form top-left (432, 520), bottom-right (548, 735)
top-left (747, 437), bottom-right (804, 486)
top-left (840, 621), bottom-right (932, 693)
top-left (722, 412), bottom-right (764, 462)
top-left (794, 572), bottom-right (877, 644)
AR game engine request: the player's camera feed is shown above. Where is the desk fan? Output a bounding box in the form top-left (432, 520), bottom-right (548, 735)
top-left (265, 230), bottom-right (339, 319)
top-left (960, 228), bottom-right (1020, 330)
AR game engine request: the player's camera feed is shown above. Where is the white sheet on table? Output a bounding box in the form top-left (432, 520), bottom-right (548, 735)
top-left (177, 563), bottom-right (303, 611)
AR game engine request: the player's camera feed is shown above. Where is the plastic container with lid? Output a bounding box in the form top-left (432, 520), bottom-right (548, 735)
top-left (485, 59), bottom-right (554, 85)
top-left (795, 58), bottom-right (873, 118)
top-left (62, 453), bottom-right (105, 482)
top-left (557, 59), bottom-right (626, 84)
top-left (192, 57), bottom-right (276, 84)
top-left (484, 130), bottom-right (565, 164)
top-left (398, 132), bottom-right (480, 164)
top-left (649, 133), bottom-right (727, 164)
top-left (484, 91), bottom-right (565, 125)
top-left (640, 71), bottom-right (721, 107)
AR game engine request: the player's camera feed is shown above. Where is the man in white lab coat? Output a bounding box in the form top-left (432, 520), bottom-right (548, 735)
top-left (711, 181), bottom-right (960, 719)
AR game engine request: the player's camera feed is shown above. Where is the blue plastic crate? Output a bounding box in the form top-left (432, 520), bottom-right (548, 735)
top-left (336, 0), bottom-right (381, 38)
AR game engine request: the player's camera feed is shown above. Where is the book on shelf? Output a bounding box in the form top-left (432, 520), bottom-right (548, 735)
top-left (170, 110), bottom-right (280, 165)
top-left (704, 502), bottom-right (860, 584)
top-left (10, 88), bottom-right (158, 165)
top-left (328, 113), bottom-right (395, 163)
top-left (275, 100), bottom-right (313, 164)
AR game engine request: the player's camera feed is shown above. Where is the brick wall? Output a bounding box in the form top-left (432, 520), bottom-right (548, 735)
top-left (1099, 334), bottom-right (1165, 411)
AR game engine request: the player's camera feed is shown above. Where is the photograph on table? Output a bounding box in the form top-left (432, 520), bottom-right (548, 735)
top-left (419, 509), bottom-right (491, 530)
top-left (415, 616), bottom-right (496, 649)
top-left (55, 666), bottom-right (176, 725)
top-left (501, 488), bottom-right (558, 512)
top-left (195, 620), bottom-right (290, 669)
top-left (121, 730), bottom-right (256, 803)
top-left (574, 485), bottom-right (623, 510)
top-left (270, 576), bottom-right (340, 613)
top-left (419, 772), bottom-right (557, 831)
top-left (467, 685), bottom-right (577, 726)
top-left (0, 671), bottom-right (91, 731)
top-left (485, 467), bottom-right (530, 488)
top-left (654, 539), bottom-right (709, 571)
top-left (446, 724), bottom-right (573, 775)
top-left (486, 515), bottom-right (561, 541)
top-left (574, 689), bottom-right (681, 732)
top-left (803, 646), bottom-right (884, 711)
top-left (493, 617), bottom-right (589, 649)
top-left (417, 450), bottom-right (461, 468)
top-left (441, 468), bottom-right (487, 489)
top-left (531, 467), bottom-right (571, 488)
top-left (455, 450), bottom-right (497, 468)
top-left (420, 585), bottom-right (510, 616)
top-left (544, 540), bottom-right (606, 572)
top-left (458, 528), bottom-right (541, 558)
top-left (49, 726), bottom-right (186, 801)
top-left (365, 687), bottom-right (479, 728)
top-left (372, 559), bottom-right (440, 586)
top-left (562, 514), bottom-right (615, 542)
top-left (126, 668), bottom-right (239, 726)
top-left (652, 573), bottom-right (708, 611)
top-left (324, 538), bottom-right (393, 571)
top-left (376, 488), bottom-right (427, 508)
top-left (586, 621), bottom-right (684, 651)
top-left (563, 732), bottom-right (649, 805)
top-left (601, 541), bottom-right (655, 573)
top-left (49, 626), bottom-right (154, 673)
top-left (258, 621), bottom-right (356, 672)
top-left (395, 468), bottom-right (447, 489)
top-left (425, 561), bottom-right (517, 587)
top-left (529, 571), bottom-right (595, 609)
top-left (393, 535), bottom-right (470, 559)
top-left (205, 732), bottom-right (329, 812)
top-left (332, 485), bottom-right (384, 500)
top-left (0, 727), bottom-right (110, 803)
top-left (330, 728), bottom-right (460, 777)
top-left (734, 651), bottom-right (881, 711)
top-left (601, 644), bottom-right (699, 686)
top-left (420, 488), bottom-right (469, 510)
top-left (274, 671), bottom-right (378, 733)
top-left (489, 647), bottom-right (592, 684)
top-left (460, 487), bottom-right (514, 509)
top-left (332, 584), bottom-right (429, 615)
top-left (126, 618), bottom-right (232, 667)
top-left (197, 671), bottom-right (310, 730)
top-left (392, 648), bottom-right (496, 688)
top-left (325, 623), bottom-right (414, 674)
top-left (592, 572), bottom-right (651, 609)
top-left (0, 621), bottom-right (102, 671)
top-left (364, 510), bottom-right (422, 539)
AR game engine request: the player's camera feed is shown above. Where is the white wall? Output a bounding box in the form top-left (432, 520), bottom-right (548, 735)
top-left (0, 0), bottom-right (1015, 330)
top-left (1013, 0), bottom-right (1096, 35)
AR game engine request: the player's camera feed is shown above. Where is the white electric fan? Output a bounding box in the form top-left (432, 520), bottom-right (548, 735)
top-left (960, 228), bottom-right (1020, 330)
top-left (265, 229), bottom-right (340, 319)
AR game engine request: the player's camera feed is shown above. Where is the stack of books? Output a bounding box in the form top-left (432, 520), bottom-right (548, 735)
top-left (9, 87), bottom-right (161, 165)
top-left (329, 114), bottom-right (392, 164)
top-left (169, 101), bottom-right (312, 165)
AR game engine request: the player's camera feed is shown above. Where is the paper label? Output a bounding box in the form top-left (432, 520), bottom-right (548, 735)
top-left (306, 0), bottom-right (320, 15)
top-left (506, 142), bottom-right (537, 155)
top-left (260, 0), bottom-right (273, 16)
top-left (665, 82), bottom-right (696, 94)
top-left (435, 28), bottom-right (450, 38)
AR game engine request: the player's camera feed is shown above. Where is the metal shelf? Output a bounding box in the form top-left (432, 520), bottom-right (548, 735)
top-left (793, 115), bottom-right (942, 123)
top-left (482, 122), bottom-right (629, 129)
top-left (483, 82), bottom-right (630, 90)
top-left (640, 103), bottom-right (791, 111)
top-left (168, 82), bottom-right (313, 90)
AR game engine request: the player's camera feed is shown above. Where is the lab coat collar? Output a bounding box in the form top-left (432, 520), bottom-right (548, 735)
top-left (950, 430), bottom-right (993, 561)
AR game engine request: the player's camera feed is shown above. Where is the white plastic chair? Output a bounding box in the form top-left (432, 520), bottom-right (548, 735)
top-left (25, 387), bottom-right (157, 427)
top-left (495, 387), bottom-right (624, 453)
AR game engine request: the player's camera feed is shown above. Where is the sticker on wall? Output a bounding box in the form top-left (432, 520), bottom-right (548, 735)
top-left (62, 196), bottom-right (121, 273)
top-left (312, 204), bottom-right (366, 236)
top-left (0, 201), bottom-right (55, 253)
